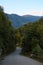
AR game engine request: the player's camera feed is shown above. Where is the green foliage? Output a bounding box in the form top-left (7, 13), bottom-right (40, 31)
top-left (20, 18), bottom-right (43, 59)
top-left (32, 44), bottom-right (42, 56)
top-left (0, 6), bottom-right (16, 58)
top-left (0, 6), bottom-right (43, 62)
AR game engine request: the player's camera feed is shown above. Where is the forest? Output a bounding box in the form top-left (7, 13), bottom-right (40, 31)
top-left (0, 6), bottom-right (16, 59)
top-left (19, 18), bottom-right (43, 62)
top-left (0, 6), bottom-right (43, 62)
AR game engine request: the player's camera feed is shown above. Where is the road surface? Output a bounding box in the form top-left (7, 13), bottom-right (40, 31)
top-left (1, 47), bottom-right (43, 65)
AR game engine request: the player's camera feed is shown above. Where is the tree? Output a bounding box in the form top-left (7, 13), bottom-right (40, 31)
top-left (21, 18), bottom-right (43, 59)
top-left (0, 6), bottom-right (16, 58)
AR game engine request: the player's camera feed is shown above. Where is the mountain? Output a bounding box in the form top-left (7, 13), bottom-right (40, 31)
top-left (6, 14), bottom-right (41, 28)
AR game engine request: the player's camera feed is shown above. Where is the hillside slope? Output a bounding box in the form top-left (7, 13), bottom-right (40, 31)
top-left (6, 14), bottom-right (41, 28)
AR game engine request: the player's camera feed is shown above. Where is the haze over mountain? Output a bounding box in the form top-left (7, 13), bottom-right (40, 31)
top-left (6, 14), bottom-right (41, 28)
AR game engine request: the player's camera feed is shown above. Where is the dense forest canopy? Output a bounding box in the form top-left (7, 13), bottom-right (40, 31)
top-left (19, 18), bottom-right (43, 61)
top-left (0, 6), bottom-right (16, 58)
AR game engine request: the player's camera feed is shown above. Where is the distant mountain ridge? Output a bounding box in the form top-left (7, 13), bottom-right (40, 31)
top-left (6, 14), bottom-right (41, 28)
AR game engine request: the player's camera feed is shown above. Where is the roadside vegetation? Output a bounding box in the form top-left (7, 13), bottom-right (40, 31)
top-left (19, 18), bottom-right (43, 62)
top-left (0, 6), bottom-right (16, 60)
top-left (0, 6), bottom-right (43, 62)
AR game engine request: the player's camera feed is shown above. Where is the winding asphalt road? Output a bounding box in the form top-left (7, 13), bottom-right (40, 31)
top-left (1, 47), bottom-right (43, 65)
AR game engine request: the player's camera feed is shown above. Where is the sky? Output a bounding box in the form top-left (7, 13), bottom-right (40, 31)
top-left (0, 0), bottom-right (43, 16)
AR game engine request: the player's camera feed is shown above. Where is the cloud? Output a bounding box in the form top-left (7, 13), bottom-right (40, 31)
top-left (31, 11), bottom-right (43, 16)
top-left (21, 10), bottom-right (43, 16)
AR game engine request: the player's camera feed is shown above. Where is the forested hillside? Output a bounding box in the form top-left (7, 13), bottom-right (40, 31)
top-left (0, 6), bottom-right (16, 59)
top-left (0, 6), bottom-right (43, 62)
top-left (6, 14), bottom-right (41, 28)
top-left (18, 18), bottom-right (43, 62)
